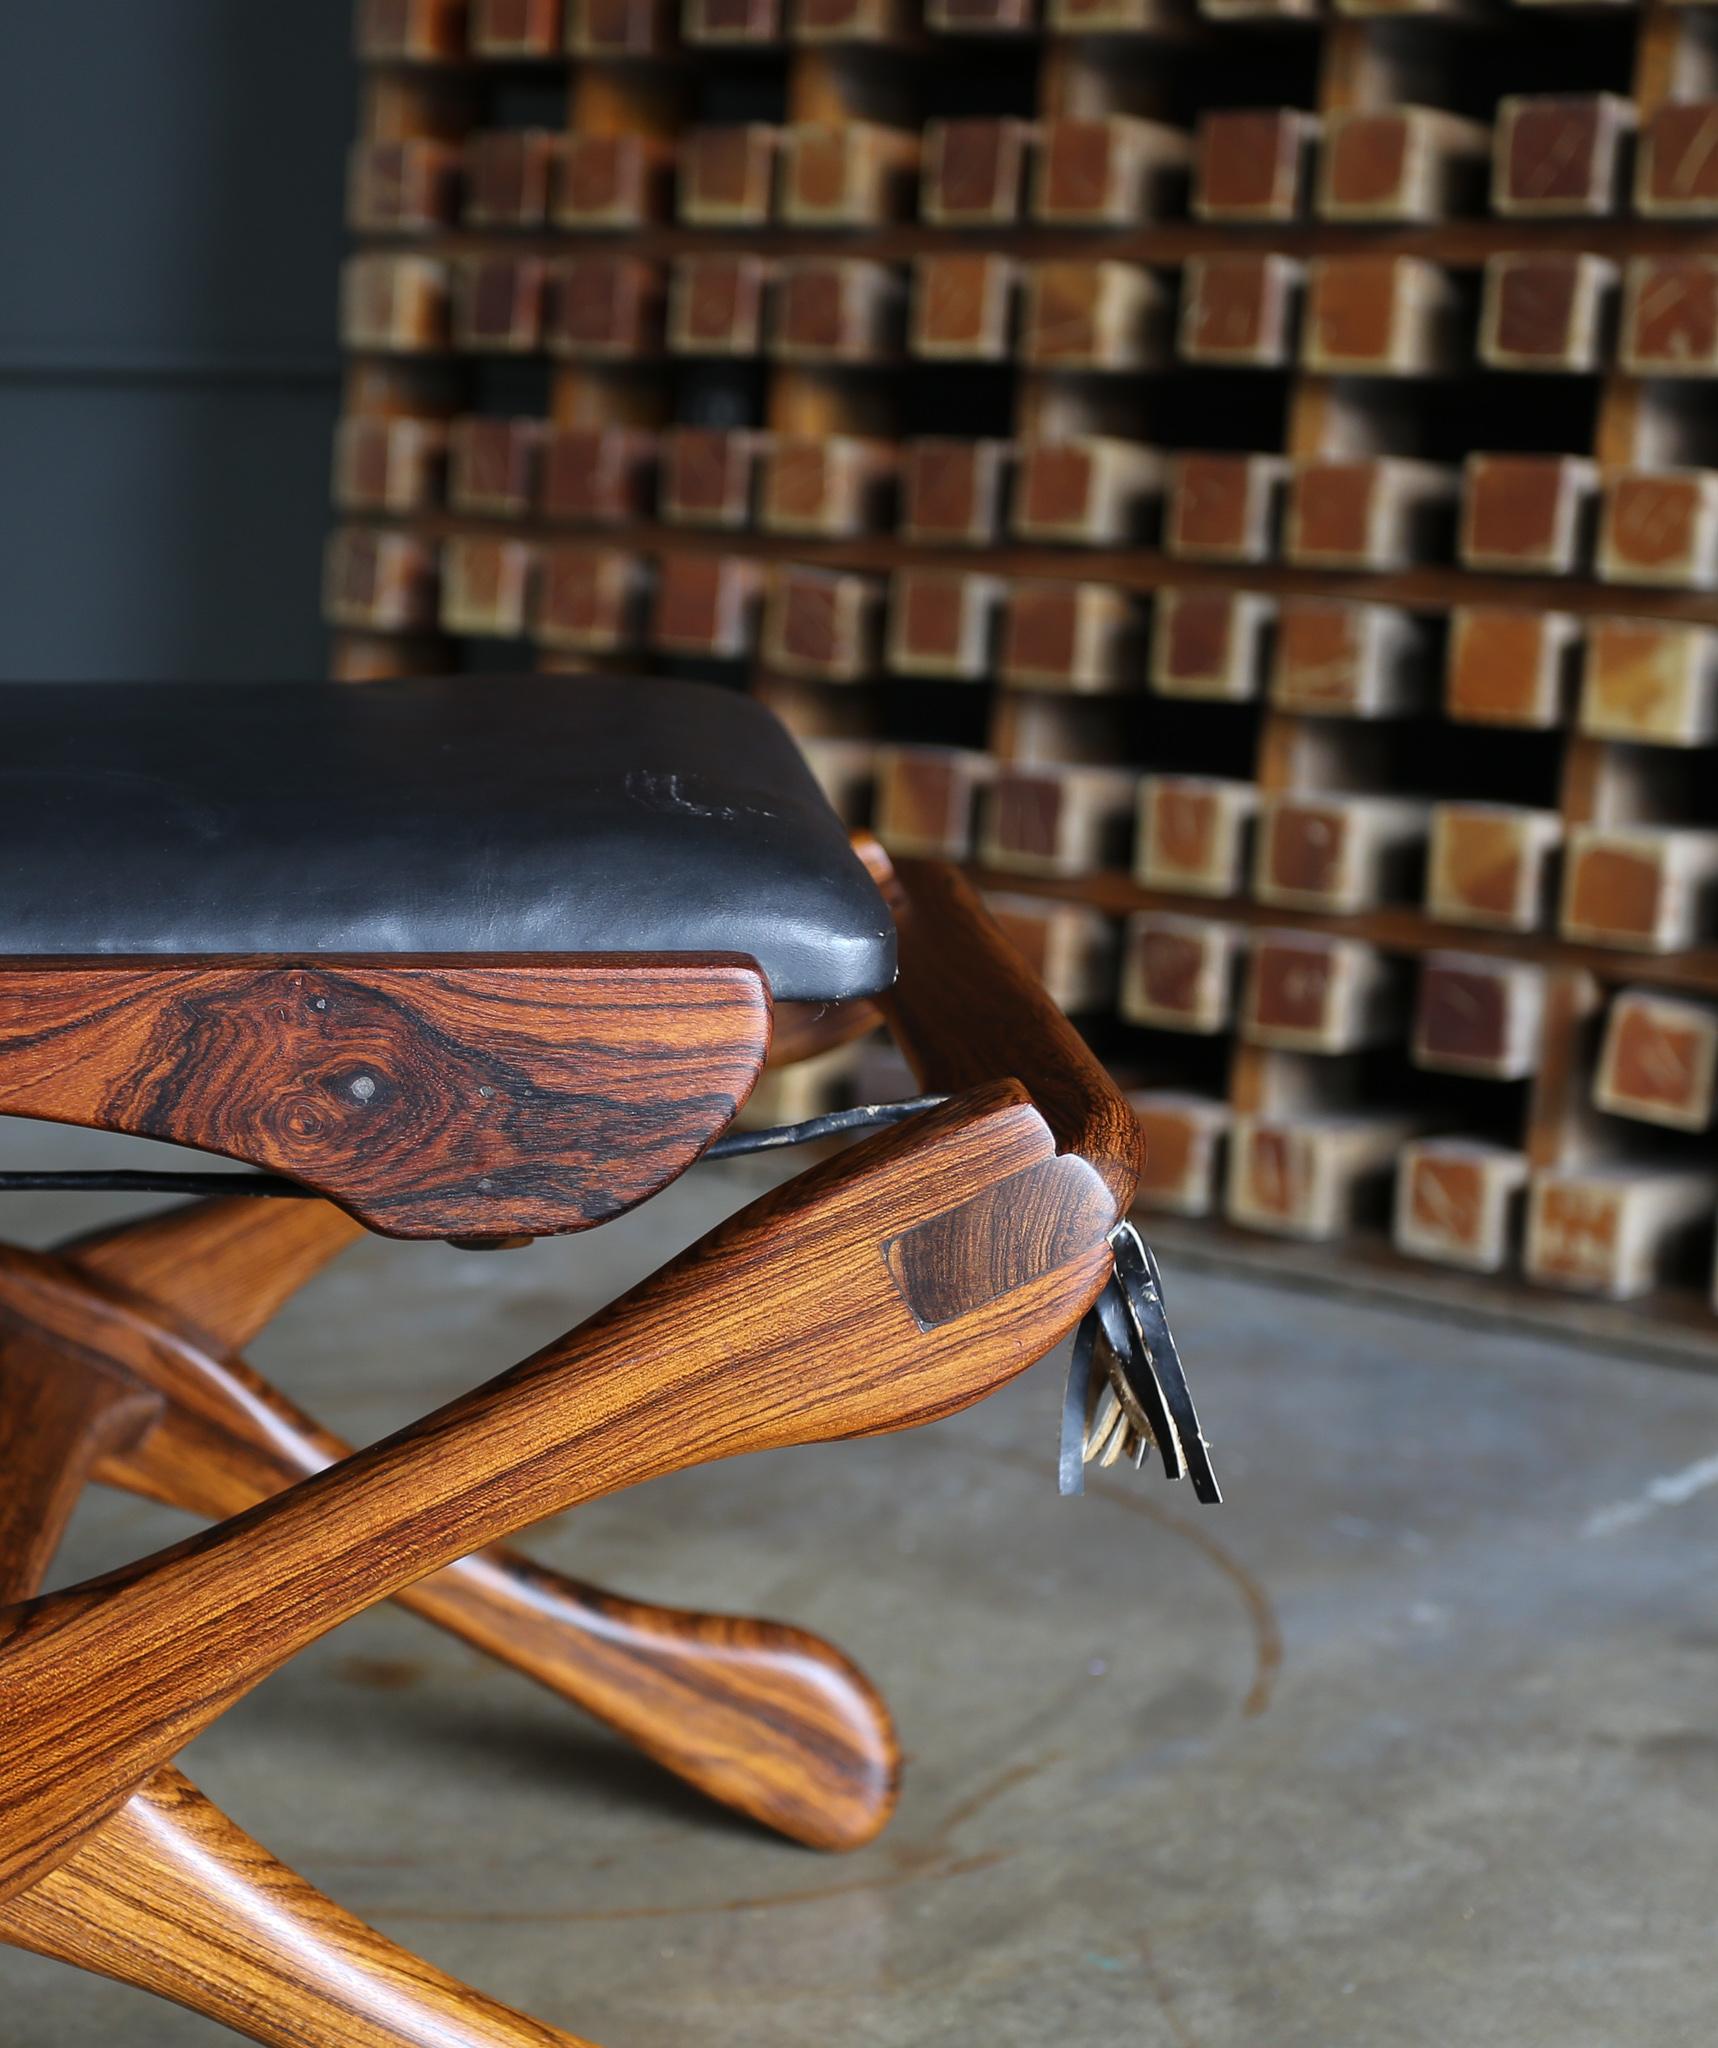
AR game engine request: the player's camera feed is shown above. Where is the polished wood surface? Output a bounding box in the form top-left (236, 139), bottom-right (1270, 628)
top-left (0, 959), bottom-right (771, 1239)
top-left (0, 1200), bottom-right (900, 1853)
top-left (0, 1082), bottom-right (1111, 1902)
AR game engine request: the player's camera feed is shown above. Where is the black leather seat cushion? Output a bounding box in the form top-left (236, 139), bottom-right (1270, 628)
top-left (0, 677), bottom-right (896, 1004)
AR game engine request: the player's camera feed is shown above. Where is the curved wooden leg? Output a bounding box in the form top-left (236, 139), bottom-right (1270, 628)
top-left (0, 1766), bottom-right (598, 2048)
top-left (6, 1203), bottom-right (899, 1851)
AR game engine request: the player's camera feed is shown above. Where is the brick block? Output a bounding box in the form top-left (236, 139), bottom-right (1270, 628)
top-left (1597, 468), bottom-right (1718, 590)
top-left (439, 535), bottom-right (536, 637)
top-left (464, 130), bottom-right (562, 228)
top-left (1131, 1091), bottom-right (1232, 1218)
top-left (761, 566), bottom-right (884, 680)
top-left (1227, 1114), bottom-right (1413, 1242)
top-left (1527, 1167), bottom-right (1715, 1299)
top-left (1426, 802), bottom-right (1562, 931)
top-left (347, 139), bottom-right (461, 232)
top-left (1150, 588), bottom-right (1273, 702)
top-left (790, 0), bottom-right (910, 36)
top-left (1317, 106), bottom-right (1488, 221)
top-left (357, 0), bottom-right (468, 58)
top-left (1304, 255), bottom-right (1460, 374)
top-left (450, 257), bottom-right (548, 352)
top-left (1638, 99), bottom-right (1718, 218)
top-left (910, 254), bottom-right (1019, 361)
top-left (873, 745), bottom-right (994, 857)
top-left (539, 425), bottom-right (656, 524)
top-left (1177, 253), bottom-right (1303, 367)
top-left (780, 122), bottom-right (919, 225)
top-left (921, 118), bottom-right (1034, 225)
top-left (887, 569), bottom-right (1004, 678)
top-left (1459, 453), bottom-right (1598, 576)
top-left (679, 125), bottom-right (778, 226)
top-left (760, 434), bottom-right (896, 537)
top-left (684, 0), bottom-right (784, 39)
top-left (1021, 262), bottom-right (1168, 370)
top-left (1120, 912), bottom-right (1244, 1033)
top-left (1494, 93), bottom-right (1634, 217)
top-left (900, 438), bottom-right (1011, 546)
top-left (1561, 826), bottom-right (1718, 951)
top-left (1621, 255), bottom-right (1718, 375)
top-left (447, 416), bottom-right (544, 518)
top-left (1285, 458), bottom-right (1456, 570)
top-left (1479, 252), bottom-right (1617, 373)
top-left (660, 426), bottom-right (766, 528)
top-left (1191, 108), bottom-right (1317, 222)
top-left (988, 895), bottom-right (1117, 1013)
top-left (331, 416), bottom-right (447, 515)
top-left (1013, 438), bottom-right (1163, 545)
top-left (650, 553), bottom-right (764, 657)
top-left (1241, 930), bottom-right (1398, 1051)
top-left (548, 256), bottom-right (664, 358)
top-left (1412, 951), bottom-right (1545, 1078)
top-left (470, 0), bottom-right (562, 53)
top-left (1580, 617), bottom-right (1718, 746)
top-left (1135, 773), bottom-right (1257, 896)
top-left (535, 544), bottom-right (648, 652)
top-left (323, 528), bottom-right (439, 631)
top-left (1271, 597), bottom-right (1425, 717)
top-left (569, 0), bottom-right (674, 52)
top-left (999, 581), bottom-right (1141, 692)
top-left (340, 254), bottom-right (449, 352)
top-left (1395, 1140), bottom-right (1530, 1274)
top-left (667, 254), bottom-right (772, 356)
top-left (1165, 452), bottom-right (1285, 563)
top-left (1445, 606), bottom-right (1577, 728)
top-left (556, 133), bottom-right (673, 229)
top-left (771, 258), bottom-right (902, 361)
top-left (1254, 794), bottom-right (1429, 912)
top-left (1596, 988), bottom-right (1718, 1130)
top-left (1032, 116), bottom-right (1189, 225)
top-left (980, 763), bottom-right (1138, 875)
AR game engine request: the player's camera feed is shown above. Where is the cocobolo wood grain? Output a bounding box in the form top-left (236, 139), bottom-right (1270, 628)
top-left (540, 425), bottom-right (657, 525)
top-left (1271, 597), bottom-right (1424, 717)
top-left (1177, 253), bottom-right (1303, 367)
top-left (1460, 453), bottom-right (1597, 576)
top-left (761, 434), bottom-right (896, 536)
top-left (771, 259), bottom-right (903, 361)
top-left (322, 528), bottom-right (439, 632)
top-left (1445, 605), bottom-right (1577, 728)
top-left (1318, 106), bottom-right (1487, 222)
top-left (1638, 100), bottom-right (1718, 218)
top-left (451, 256), bottom-right (548, 352)
top-left (535, 544), bottom-right (648, 653)
top-left (1120, 913), bottom-right (1243, 1034)
top-left (887, 568), bottom-right (1004, 678)
top-left (1032, 117), bottom-right (1188, 225)
top-left (1165, 452), bottom-right (1285, 562)
top-left (1286, 458), bottom-right (1456, 571)
top-left (1597, 468), bottom-right (1718, 589)
top-left (667, 254), bottom-right (773, 356)
top-left (1021, 262), bottom-right (1168, 370)
top-left (556, 134), bottom-right (673, 230)
top-left (1479, 252), bottom-right (1617, 373)
top-left (660, 426), bottom-right (766, 528)
top-left (1621, 255), bottom-right (1718, 375)
top-left (680, 125), bottom-right (779, 225)
top-left (332, 417), bottom-right (446, 516)
top-left (1241, 930), bottom-right (1399, 1052)
top-left (1596, 988), bottom-right (1718, 1130)
top-left (1412, 951), bottom-right (1545, 1078)
top-left (761, 565), bottom-right (884, 680)
top-left (1131, 1091), bottom-right (1232, 1217)
top-left (447, 418), bottom-right (543, 520)
top-left (1192, 108), bottom-right (1316, 221)
top-left (1494, 93), bottom-right (1635, 217)
top-left (1426, 802), bottom-right (1562, 932)
top-left (911, 254), bottom-right (1019, 361)
top-left (999, 581), bottom-right (1141, 692)
top-left (1561, 826), bottom-right (1718, 951)
top-left (1580, 617), bottom-right (1718, 745)
top-left (1227, 1113), bottom-right (1415, 1242)
top-left (1013, 438), bottom-right (1163, 545)
top-left (980, 763), bottom-right (1138, 875)
top-left (922, 118), bottom-right (1034, 226)
top-left (340, 254), bottom-right (449, 352)
top-left (1527, 1166), bottom-right (1715, 1298)
top-left (1150, 587), bottom-right (1274, 701)
top-left (1395, 1139), bottom-right (1529, 1274)
top-left (1304, 255), bottom-right (1459, 375)
top-left (346, 140), bottom-right (461, 233)
top-left (464, 130), bottom-right (562, 228)
top-left (470, 0), bottom-right (563, 53)
top-left (439, 535), bottom-right (536, 637)
top-left (651, 551), bottom-right (764, 656)
top-left (781, 122), bottom-right (919, 225)
top-left (873, 745), bottom-right (995, 857)
top-left (1135, 774), bottom-right (1258, 896)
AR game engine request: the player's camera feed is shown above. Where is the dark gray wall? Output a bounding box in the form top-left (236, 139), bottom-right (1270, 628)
top-left (0, 5), bottom-right (356, 679)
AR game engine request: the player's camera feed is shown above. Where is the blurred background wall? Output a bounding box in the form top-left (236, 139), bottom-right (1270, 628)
top-left (0, 4), bottom-right (353, 680)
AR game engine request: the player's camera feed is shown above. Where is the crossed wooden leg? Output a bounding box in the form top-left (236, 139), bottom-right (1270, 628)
top-left (0, 1086), bottom-right (1116, 2045)
top-left (0, 1193), bottom-right (898, 1853)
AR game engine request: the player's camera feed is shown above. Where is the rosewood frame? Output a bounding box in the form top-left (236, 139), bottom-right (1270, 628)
top-left (0, 849), bottom-right (1141, 2048)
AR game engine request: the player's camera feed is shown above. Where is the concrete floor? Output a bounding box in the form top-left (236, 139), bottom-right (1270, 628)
top-left (3, 1124), bottom-right (1718, 2047)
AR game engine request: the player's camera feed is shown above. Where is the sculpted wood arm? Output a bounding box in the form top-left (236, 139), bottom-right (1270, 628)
top-left (0, 1083), bottom-right (1115, 1903)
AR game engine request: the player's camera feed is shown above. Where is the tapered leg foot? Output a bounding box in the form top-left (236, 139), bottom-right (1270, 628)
top-left (0, 1767), bottom-right (599, 2048)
